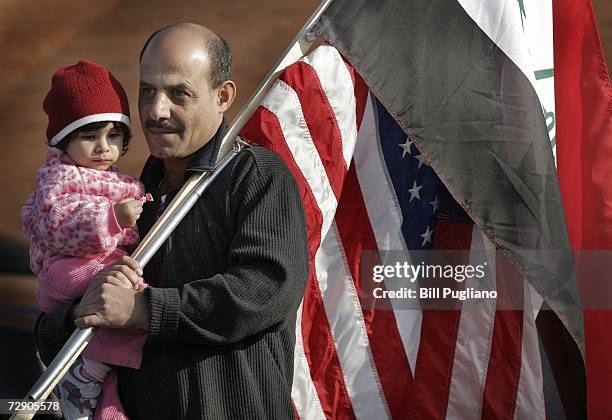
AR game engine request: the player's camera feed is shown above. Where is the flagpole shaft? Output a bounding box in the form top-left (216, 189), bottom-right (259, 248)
top-left (13, 1), bottom-right (334, 418)
top-left (216, 0), bottom-right (331, 159)
top-left (130, 149), bottom-right (240, 267)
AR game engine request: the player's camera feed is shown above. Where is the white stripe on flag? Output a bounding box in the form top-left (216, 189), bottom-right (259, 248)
top-left (292, 301), bottom-right (326, 420)
top-left (530, 283), bottom-right (544, 320)
top-left (261, 79), bottom-right (338, 240)
top-left (353, 92), bottom-right (422, 373)
top-left (316, 223), bottom-right (390, 419)
top-left (514, 284), bottom-right (546, 420)
top-left (301, 46), bottom-right (358, 168)
top-left (265, 71), bottom-right (368, 418)
top-left (445, 227), bottom-right (496, 419)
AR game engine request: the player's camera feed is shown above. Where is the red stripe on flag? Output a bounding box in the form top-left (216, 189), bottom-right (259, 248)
top-left (292, 400), bottom-right (300, 420)
top-left (536, 308), bottom-right (585, 420)
top-left (302, 262), bottom-right (356, 419)
top-left (241, 107), bottom-right (356, 419)
top-left (555, 0), bottom-right (612, 251)
top-left (554, 0), bottom-right (612, 417)
top-left (279, 62), bottom-right (347, 198)
top-left (480, 255), bottom-right (524, 420)
top-left (341, 58), bottom-right (369, 131)
top-left (335, 164), bottom-right (414, 419)
top-left (410, 219), bottom-right (472, 419)
top-left (241, 106), bottom-right (322, 256)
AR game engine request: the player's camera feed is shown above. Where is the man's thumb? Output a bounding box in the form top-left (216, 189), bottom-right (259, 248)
top-left (75, 315), bottom-right (101, 328)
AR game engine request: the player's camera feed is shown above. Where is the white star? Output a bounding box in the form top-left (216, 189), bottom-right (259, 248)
top-left (408, 181), bottom-right (423, 202)
top-left (421, 225), bottom-right (434, 246)
top-left (429, 195), bottom-right (439, 213)
top-left (398, 137), bottom-right (413, 158)
top-left (415, 154), bottom-right (429, 169)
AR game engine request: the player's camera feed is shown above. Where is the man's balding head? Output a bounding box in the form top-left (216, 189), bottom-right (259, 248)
top-left (138, 22), bottom-right (236, 162)
top-left (140, 23), bottom-right (232, 88)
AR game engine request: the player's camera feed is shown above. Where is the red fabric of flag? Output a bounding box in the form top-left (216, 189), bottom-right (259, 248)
top-left (554, 0), bottom-right (612, 418)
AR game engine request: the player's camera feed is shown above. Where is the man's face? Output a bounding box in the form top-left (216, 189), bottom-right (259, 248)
top-left (138, 38), bottom-right (222, 161)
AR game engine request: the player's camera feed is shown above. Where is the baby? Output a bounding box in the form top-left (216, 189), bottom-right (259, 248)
top-left (21, 60), bottom-right (149, 420)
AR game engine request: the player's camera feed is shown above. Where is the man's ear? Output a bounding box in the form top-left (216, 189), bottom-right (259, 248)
top-left (217, 80), bottom-right (236, 112)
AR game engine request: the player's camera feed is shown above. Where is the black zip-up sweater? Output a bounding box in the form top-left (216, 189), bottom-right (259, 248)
top-left (35, 122), bottom-right (310, 419)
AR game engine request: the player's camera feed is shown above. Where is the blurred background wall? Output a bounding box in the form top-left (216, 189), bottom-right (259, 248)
top-left (0, 0), bottom-right (609, 403)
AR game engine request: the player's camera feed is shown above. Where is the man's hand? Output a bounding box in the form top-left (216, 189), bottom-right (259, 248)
top-left (114, 198), bottom-right (145, 228)
top-left (74, 256), bottom-right (149, 330)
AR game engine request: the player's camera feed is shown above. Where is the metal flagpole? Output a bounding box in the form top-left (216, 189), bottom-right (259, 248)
top-left (10, 1), bottom-right (332, 418)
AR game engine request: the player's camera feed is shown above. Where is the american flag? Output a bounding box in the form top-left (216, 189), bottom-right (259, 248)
top-left (241, 45), bottom-right (547, 419)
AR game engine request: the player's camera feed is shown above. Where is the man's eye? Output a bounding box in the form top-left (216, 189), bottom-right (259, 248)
top-left (140, 87), bottom-right (155, 97)
top-left (81, 134), bottom-right (96, 140)
top-left (108, 131), bottom-right (122, 138)
top-left (172, 89), bottom-right (189, 97)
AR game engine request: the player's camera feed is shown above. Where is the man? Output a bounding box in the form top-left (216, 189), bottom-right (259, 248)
top-left (35, 23), bottom-right (309, 419)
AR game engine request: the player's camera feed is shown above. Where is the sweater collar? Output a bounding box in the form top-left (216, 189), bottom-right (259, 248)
top-left (140, 118), bottom-right (228, 190)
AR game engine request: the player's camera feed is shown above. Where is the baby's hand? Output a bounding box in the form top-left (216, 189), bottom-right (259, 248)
top-left (114, 198), bottom-right (144, 228)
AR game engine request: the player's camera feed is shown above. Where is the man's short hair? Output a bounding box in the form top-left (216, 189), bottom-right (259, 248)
top-left (139, 24), bottom-right (232, 88)
top-left (206, 34), bottom-right (232, 88)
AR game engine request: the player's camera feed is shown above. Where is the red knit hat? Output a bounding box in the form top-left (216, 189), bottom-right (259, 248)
top-left (43, 60), bottom-right (131, 146)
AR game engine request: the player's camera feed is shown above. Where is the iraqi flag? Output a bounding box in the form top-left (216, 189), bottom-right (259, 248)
top-left (554, 0), bottom-right (612, 418)
top-left (240, 0), bottom-right (610, 418)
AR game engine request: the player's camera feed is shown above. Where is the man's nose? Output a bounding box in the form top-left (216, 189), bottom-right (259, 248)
top-left (148, 93), bottom-right (171, 121)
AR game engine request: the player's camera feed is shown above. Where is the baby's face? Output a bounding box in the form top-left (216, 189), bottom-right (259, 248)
top-left (66, 122), bottom-right (123, 170)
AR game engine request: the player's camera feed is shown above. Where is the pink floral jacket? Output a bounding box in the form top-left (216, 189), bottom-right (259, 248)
top-left (21, 147), bottom-right (144, 312)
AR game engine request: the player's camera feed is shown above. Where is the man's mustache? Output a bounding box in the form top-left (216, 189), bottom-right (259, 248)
top-left (145, 120), bottom-right (182, 131)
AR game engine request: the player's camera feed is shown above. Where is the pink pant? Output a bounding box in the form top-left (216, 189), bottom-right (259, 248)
top-left (94, 370), bottom-right (129, 420)
top-left (38, 249), bottom-right (146, 369)
top-left (40, 249), bottom-right (145, 419)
